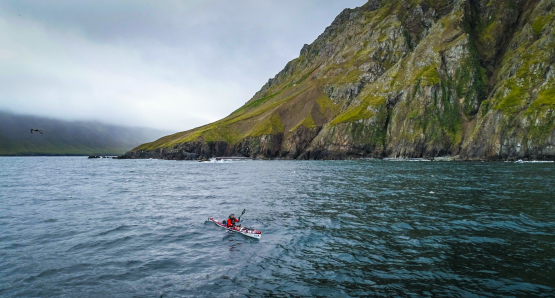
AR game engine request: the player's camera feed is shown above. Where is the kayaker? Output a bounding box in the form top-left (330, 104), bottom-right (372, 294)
top-left (226, 214), bottom-right (240, 227)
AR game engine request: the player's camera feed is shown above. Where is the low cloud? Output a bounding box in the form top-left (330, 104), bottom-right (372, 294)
top-left (0, 0), bottom-right (366, 131)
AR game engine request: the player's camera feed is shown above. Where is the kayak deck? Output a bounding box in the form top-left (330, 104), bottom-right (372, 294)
top-left (208, 217), bottom-right (261, 239)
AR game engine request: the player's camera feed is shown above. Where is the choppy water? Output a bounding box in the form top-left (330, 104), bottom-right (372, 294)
top-left (1, 157), bottom-right (554, 297)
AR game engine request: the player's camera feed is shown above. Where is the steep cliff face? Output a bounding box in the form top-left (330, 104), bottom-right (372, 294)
top-left (123, 0), bottom-right (555, 160)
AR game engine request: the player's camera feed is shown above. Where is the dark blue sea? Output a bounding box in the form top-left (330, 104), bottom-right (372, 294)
top-left (1, 157), bottom-right (554, 297)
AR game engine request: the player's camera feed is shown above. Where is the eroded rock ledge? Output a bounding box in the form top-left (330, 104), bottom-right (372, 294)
top-left (120, 131), bottom-right (555, 161)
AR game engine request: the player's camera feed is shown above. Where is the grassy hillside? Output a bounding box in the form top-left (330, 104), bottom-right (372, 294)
top-left (128, 0), bottom-right (555, 160)
top-left (0, 111), bottom-right (170, 156)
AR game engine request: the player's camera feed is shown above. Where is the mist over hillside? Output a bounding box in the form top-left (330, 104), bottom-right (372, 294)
top-left (0, 111), bottom-right (171, 156)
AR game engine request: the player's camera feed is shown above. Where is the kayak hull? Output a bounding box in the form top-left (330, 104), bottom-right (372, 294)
top-left (208, 217), bottom-right (261, 239)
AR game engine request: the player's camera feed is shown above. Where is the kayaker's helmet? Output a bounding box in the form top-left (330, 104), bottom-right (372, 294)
top-left (229, 214), bottom-right (235, 218)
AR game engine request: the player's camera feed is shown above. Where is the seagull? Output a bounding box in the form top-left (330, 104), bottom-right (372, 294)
top-left (30, 129), bottom-right (43, 134)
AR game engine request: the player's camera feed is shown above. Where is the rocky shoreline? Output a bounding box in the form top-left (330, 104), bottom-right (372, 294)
top-left (118, 134), bottom-right (555, 161)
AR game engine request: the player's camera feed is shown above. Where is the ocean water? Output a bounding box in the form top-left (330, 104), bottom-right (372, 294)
top-left (1, 157), bottom-right (554, 297)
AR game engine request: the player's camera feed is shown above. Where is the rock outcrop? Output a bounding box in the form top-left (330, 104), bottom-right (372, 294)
top-left (122, 0), bottom-right (555, 161)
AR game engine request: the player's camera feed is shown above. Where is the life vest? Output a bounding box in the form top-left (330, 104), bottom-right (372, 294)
top-left (227, 217), bottom-right (239, 227)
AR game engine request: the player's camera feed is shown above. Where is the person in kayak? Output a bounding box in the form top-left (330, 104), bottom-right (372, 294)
top-left (226, 214), bottom-right (240, 227)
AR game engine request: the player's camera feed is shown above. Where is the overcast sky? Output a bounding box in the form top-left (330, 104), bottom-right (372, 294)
top-left (0, 0), bottom-right (367, 131)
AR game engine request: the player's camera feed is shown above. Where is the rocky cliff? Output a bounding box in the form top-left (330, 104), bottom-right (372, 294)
top-left (123, 0), bottom-right (555, 160)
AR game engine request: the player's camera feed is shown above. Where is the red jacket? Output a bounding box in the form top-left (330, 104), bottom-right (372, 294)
top-left (227, 218), bottom-right (239, 227)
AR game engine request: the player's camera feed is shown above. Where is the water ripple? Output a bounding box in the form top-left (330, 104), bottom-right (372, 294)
top-left (0, 157), bottom-right (554, 297)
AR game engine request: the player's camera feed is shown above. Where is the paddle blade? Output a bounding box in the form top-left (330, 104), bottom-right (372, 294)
top-left (238, 209), bottom-right (246, 221)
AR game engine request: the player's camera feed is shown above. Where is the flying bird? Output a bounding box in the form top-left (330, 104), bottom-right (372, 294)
top-left (30, 129), bottom-right (43, 134)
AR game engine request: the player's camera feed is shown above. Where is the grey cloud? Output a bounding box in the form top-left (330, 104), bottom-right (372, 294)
top-left (0, 0), bottom-right (367, 131)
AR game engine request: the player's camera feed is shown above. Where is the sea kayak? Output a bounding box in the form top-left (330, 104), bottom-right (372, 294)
top-left (208, 217), bottom-right (262, 239)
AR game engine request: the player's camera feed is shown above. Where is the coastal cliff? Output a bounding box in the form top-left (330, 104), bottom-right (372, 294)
top-left (123, 0), bottom-right (555, 160)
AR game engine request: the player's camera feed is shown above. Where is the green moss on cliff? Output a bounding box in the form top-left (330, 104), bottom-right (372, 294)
top-left (244, 91), bottom-right (282, 109)
top-left (456, 32), bottom-right (488, 116)
top-left (337, 69), bottom-right (363, 84)
top-left (492, 6), bottom-right (555, 115)
top-left (316, 93), bottom-right (340, 115)
top-left (250, 114), bottom-right (284, 137)
top-left (494, 46), bottom-right (549, 114)
top-left (290, 115), bottom-right (317, 132)
top-left (416, 65), bottom-right (440, 86)
top-left (330, 104), bottom-right (375, 126)
top-left (532, 15), bottom-right (553, 34)
top-left (495, 78), bottom-right (526, 112)
top-left (329, 93), bottom-right (385, 126)
top-left (296, 66), bottom-right (319, 85)
top-left (526, 112), bottom-right (555, 143)
top-left (230, 88), bottom-right (308, 124)
top-left (480, 99), bottom-right (492, 117)
top-left (421, 82), bottom-right (462, 145)
top-left (529, 86), bottom-right (555, 112)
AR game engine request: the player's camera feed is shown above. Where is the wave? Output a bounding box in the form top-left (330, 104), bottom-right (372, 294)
top-left (384, 158), bottom-right (431, 162)
top-left (514, 160), bottom-right (554, 163)
top-left (96, 225), bottom-right (133, 236)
